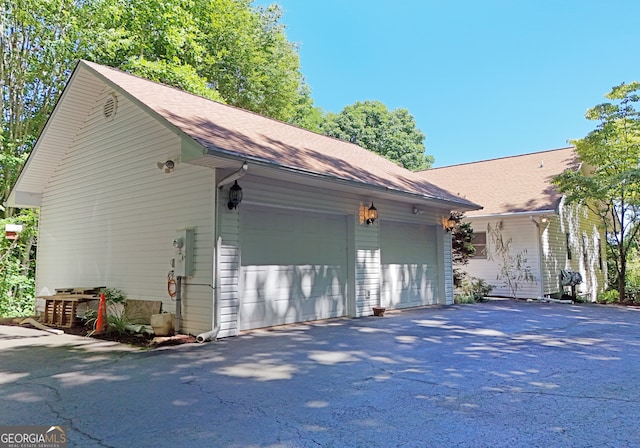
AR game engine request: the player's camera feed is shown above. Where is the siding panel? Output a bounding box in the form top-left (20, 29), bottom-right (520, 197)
top-left (464, 217), bottom-right (542, 298)
top-left (37, 88), bottom-right (215, 335)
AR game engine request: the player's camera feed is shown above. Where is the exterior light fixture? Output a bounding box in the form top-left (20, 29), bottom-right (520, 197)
top-left (157, 160), bottom-right (176, 173)
top-left (366, 202), bottom-right (378, 225)
top-left (441, 214), bottom-right (456, 232)
top-left (227, 180), bottom-right (243, 210)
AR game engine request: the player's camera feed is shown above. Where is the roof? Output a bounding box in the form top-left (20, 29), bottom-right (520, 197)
top-left (419, 147), bottom-right (580, 217)
top-left (8, 60), bottom-right (480, 211)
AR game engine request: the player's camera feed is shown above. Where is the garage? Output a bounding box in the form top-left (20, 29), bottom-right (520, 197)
top-left (380, 221), bottom-right (438, 309)
top-left (239, 205), bottom-right (348, 330)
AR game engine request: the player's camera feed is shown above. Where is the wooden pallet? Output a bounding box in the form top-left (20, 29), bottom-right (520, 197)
top-left (43, 298), bottom-right (81, 328)
top-left (54, 287), bottom-right (105, 296)
top-left (38, 287), bottom-right (104, 328)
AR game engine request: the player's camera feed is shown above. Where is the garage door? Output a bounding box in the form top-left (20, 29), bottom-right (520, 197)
top-left (380, 221), bottom-right (438, 309)
top-left (239, 205), bottom-right (348, 330)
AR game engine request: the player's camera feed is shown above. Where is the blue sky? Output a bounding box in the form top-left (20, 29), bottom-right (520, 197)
top-left (255, 0), bottom-right (640, 167)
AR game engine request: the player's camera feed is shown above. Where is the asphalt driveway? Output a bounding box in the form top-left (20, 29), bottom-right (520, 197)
top-left (1, 300), bottom-right (640, 448)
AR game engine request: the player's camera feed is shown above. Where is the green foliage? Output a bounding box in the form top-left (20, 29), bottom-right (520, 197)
top-left (121, 58), bottom-right (224, 102)
top-left (487, 222), bottom-right (536, 298)
top-left (92, 0), bottom-right (315, 126)
top-left (0, 211), bottom-right (38, 317)
top-left (1, 0), bottom-right (95, 212)
top-left (553, 81), bottom-right (640, 300)
top-left (454, 295), bottom-right (477, 304)
top-left (597, 289), bottom-right (620, 304)
top-left (85, 289), bottom-right (130, 335)
top-left (455, 276), bottom-right (494, 303)
top-left (104, 288), bottom-right (129, 334)
top-left (101, 287), bottom-right (126, 304)
top-left (320, 100), bottom-right (434, 171)
top-left (450, 211), bottom-right (475, 286)
top-left (107, 312), bottom-right (131, 336)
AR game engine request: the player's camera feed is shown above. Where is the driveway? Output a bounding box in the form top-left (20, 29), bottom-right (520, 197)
top-left (1, 300), bottom-right (640, 448)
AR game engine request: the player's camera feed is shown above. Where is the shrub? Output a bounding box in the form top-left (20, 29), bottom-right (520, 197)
top-left (85, 288), bottom-right (130, 335)
top-left (454, 295), bottom-right (477, 304)
top-left (455, 276), bottom-right (494, 303)
top-left (597, 289), bottom-right (619, 304)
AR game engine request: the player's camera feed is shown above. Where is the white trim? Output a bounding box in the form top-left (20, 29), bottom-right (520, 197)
top-left (470, 209), bottom-right (556, 219)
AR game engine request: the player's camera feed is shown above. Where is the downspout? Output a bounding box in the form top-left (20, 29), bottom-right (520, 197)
top-left (530, 216), bottom-right (546, 298)
top-left (196, 163), bottom-right (247, 343)
top-left (196, 237), bottom-right (222, 343)
top-left (175, 276), bottom-right (182, 333)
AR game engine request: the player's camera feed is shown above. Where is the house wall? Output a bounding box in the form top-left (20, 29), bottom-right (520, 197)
top-left (215, 173), bottom-right (450, 336)
top-left (36, 86), bottom-right (215, 335)
top-left (541, 200), bottom-right (606, 301)
top-left (463, 216), bottom-right (543, 298)
top-left (463, 206), bottom-right (606, 301)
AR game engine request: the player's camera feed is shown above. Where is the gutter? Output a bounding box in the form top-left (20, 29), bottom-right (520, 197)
top-left (469, 209), bottom-right (556, 219)
top-left (202, 148), bottom-right (482, 211)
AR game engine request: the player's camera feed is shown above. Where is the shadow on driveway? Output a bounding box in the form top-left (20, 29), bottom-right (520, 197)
top-left (2, 301), bottom-right (640, 447)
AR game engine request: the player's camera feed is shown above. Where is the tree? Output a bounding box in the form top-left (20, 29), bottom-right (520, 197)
top-left (449, 211), bottom-right (475, 286)
top-left (1, 0), bottom-right (100, 313)
top-left (94, 0), bottom-right (319, 127)
top-left (320, 100), bottom-right (434, 171)
top-left (0, 0), bottom-right (320, 315)
top-left (553, 81), bottom-right (640, 301)
top-left (1, 0), bottom-right (96, 216)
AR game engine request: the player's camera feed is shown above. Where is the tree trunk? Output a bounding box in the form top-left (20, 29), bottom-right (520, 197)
top-left (619, 261), bottom-right (626, 303)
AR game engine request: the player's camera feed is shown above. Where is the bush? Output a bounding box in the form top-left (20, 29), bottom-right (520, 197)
top-left (597, 289), bottom-right (619, 304)
top-left (0, 212), bottom-right (37, 317)
top-left (85, 288), bottom-right (130, 335)
top-left (455, 276), bottom-right (494, 303)
top-left (454, 295), bottom-right (477, 304)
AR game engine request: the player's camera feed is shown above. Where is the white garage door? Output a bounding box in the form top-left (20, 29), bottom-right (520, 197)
top-left (239, 205), bottom-right (348, 330)
top-left (380, 221), bottom-right (438, 309)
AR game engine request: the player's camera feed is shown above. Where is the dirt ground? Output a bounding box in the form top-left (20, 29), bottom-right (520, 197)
top-left (3, 317), bottom-right (195, 348)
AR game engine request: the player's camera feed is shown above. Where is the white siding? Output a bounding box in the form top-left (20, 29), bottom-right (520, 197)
top-left (464, 217), bottom-right (542, 298)
top-left (213, 173), bottom-right (450, 334)
top-left (542, 201), bottom-right (606, 301)
top-left (442, 231), bottom-right (454, 305)
top-left (355, 220), bottom-right (380, 316)
top-left (217, 197), bottom-right (240, 338)
top-left (37, 87), bottom-right (215, 335)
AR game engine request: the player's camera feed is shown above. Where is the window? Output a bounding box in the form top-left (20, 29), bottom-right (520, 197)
top-left (566, 233), bottom-right (572, 260)
top-left (472, 231), bottom-right (487, 259)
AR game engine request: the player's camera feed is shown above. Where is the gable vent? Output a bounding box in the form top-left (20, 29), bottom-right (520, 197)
top-left (103, 93), bottom-right (118, 121)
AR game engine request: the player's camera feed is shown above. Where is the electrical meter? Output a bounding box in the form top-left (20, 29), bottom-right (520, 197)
top-left (172, 229), bottom-right (194, 277)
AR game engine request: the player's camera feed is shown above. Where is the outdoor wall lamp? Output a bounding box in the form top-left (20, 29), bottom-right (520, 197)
top-left (157, 159), bottom-right (176, 173)
top-left (365, 202), bottom-right (378, 225)
top-left (441, 214), bottom-right (456, 232)
top-left (227, 180), bottom-right (243, 210)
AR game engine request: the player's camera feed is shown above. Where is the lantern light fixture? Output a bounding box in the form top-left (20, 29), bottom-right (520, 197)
top-left (441, 214), bottom-right (457, 232)
top-left (365, 202), bottom-right (378, 225)
top-left (227, 180), bottom-right (243, 210)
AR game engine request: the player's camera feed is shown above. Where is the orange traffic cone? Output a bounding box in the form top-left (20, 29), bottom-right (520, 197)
top-left (95, 293), bottom-right (107, 334)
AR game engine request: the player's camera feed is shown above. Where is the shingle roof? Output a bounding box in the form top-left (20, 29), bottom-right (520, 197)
top-left (81, 60), bottom-right (479, 210)
top-left (418, 147), bottom-right (579, 216)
